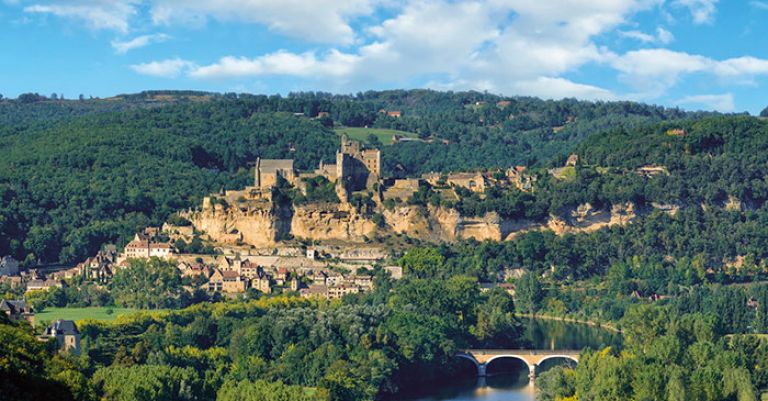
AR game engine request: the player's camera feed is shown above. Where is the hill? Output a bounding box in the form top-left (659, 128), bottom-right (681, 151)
top-left (0, 90), bottom-right (719, 264)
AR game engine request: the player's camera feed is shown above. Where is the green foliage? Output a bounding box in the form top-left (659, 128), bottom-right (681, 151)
top-left (536, 366), bottom-right (576, 401)
top-left (110, 258), bottom-right (185, 309)
top-left (174, 236), bottom-right (215, 255)
top-left (293, 176), bottom-right (340, 204)
top-left (0, 323), bottom-right (89, 401)
top-left (216, 379), bottom-right (328, 401)
top-left (562, 305), bottom-right (763, 401)
top-left (398, 247), bottom-right (444, 278)
top-left (515, 272), bottom-right (543, 314)
top-left (166, 215), bottom-right (192, 227)
top-left (92, 364), bottom-right (203, 401)
top-left (471, 287), bottom-right (520, 346)
top-left (0, 90), bottom-right (711, 264)
top-left (0, 99), bottom-right (338, 263)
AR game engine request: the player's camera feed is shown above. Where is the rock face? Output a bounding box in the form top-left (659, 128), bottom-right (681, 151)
top-left (189, 204), bottom-right (286, 247)
top-left (189, 200), bottom-right (639, 247)
top-left (291, 204), bottom-right (378, 242)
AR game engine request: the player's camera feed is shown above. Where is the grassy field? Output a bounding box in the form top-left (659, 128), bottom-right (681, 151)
top-left (35, 307), bottom-right (144, 324)
top-left (334, 126), bottom-right (419, 145)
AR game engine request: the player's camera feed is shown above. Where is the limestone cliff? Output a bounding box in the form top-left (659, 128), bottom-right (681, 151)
top-left (188, 203), bottom-right (287, 247)
top-left (290, 204), bottom-right (378, 242)
top-left (189, 199), bottom-right (639, 248)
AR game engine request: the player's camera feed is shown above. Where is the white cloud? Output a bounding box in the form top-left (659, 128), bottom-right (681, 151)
top-left (149, 0), bottom-right (379, 44)
top-left (111, 33), bottom-right (171, 54)
top-left (675, 93), bottom-right (735, 111)
top-left (130, 58), bottom-right (196, 78)
top-left (620, 30), bottom-right (656, 43)
top-left (656, 27), bottom-right (674, 44)
top-left (24, 0), bottom-right (138, 33)
top-left (674, 0), bottom-right (718, 24)
top-left (35, 0), bottom-right (742, 106)
top-left (189, 50), bottom-right (359, 79)
top-left (22, 0), bottom-right (377, 44)
top-left (620, 27), bottom-right (674, 44)
top-left (184, 0), bottom-right (657, 99)
top-left (512, 77), bottom-right (616, 101)
top-left (751, 1), bottom-right (768, 10)
top-left (610, 49), bottom-right (768, 98)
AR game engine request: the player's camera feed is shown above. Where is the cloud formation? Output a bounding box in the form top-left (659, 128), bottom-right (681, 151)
top-left (111, 33), bottom-right (171, 54)
top-left (676, 93), bottom-right (734, 111)
top-left (620, 27), bottom-right (674, 44)
top-left (18, 0), bottom-right (768, 111)
top-left (24, 0), bottom-right (138, 33)
top-left (130, 58), bottom-right (195, 78)
top-left (674, 0), bottom-right (719, 24)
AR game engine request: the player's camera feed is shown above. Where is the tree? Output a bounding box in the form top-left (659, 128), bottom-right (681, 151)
top-left (536, 366), bottom-right (576, 401)
top-left (216, 379), bottom-right (327, 401)
top-left (110, 258), bottom-right (184, 309)
top-left (471, 287), bottom-right (520, 346)
top-left (92, 365), bottom-right (202, 401)
top-left (760, 106), bottom-right (768, 118)
top-left (515, 272), bottom-right (543, 314)
top-left (0, 324), bottom-right (80, 401)
top-left (398, 247), bottom-right (444, 278)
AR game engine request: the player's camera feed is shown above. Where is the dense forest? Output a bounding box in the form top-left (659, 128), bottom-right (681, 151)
top-left (0, 90), bottom-right (712, 264)
top-left (5, 91), bottom-right (768, 401)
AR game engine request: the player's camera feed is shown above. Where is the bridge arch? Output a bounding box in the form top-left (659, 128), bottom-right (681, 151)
top-left (484, 355), bottom-right (534, 375)
top-left (537, 354), bottom-right (579, 367)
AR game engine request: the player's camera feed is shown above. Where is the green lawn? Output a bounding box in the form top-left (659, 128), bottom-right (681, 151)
top-left (35, 307), bottom-right (143, 324)
top-left (334, 126), bottom-right (419, 145)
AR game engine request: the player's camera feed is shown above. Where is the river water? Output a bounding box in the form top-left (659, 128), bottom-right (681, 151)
top-left (393, 318), bottom-right (621, 401)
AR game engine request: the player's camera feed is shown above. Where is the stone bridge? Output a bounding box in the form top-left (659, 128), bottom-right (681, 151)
top-left (456, 349), bottom-right (580, 382)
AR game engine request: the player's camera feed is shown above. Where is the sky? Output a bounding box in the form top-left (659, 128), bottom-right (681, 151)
top-left (1, 0), bottom-right (768, 114)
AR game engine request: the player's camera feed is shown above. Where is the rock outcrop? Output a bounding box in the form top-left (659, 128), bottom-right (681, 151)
top-left (290, 204), bottom-right (378, 242)
top-left (189, 199), bottom-right (639, 248)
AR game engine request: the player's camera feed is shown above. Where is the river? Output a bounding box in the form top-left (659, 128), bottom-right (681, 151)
top-left (392, 318), bottom-right (621, 401)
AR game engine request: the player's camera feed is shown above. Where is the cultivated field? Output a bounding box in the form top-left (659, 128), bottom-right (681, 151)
top-left (36, 307), bottom-right (143, 324)
top-left (334, 126), bottom-right (419, 144)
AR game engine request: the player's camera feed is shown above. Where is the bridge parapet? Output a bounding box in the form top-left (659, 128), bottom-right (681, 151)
top-left (456, 349), bottom-right (580, 384)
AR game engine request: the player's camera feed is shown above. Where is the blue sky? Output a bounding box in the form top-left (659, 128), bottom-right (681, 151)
top-left (1, 0), bottom-right (768, 113)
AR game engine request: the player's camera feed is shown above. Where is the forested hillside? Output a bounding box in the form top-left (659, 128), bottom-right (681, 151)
top-left (0, 90), bottom-right (720, 264)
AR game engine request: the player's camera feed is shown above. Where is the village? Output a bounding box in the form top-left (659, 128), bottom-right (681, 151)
top-left (0, 132), bottom-right (674, 326)
top-left (0, 134), bottom-right (546, 358)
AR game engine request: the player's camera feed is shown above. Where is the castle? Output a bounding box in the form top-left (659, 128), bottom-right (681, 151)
top-left (207, 135), bottom-right (382, 207)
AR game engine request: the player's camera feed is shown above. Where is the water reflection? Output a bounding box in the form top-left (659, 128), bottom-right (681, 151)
top-left (517, 317), bottom-right (621, 351)
top-left (398, 373), bottom-right (535, 401)
top-left (391, 319), bottom-right (621, 401)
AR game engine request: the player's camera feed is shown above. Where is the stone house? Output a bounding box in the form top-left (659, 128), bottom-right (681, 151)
top-left (25, 278), bottom-right (65, 294)
top-left (274, 267), bottom-right (290, 285)
top-left (43, 320), bottom-right (80, 355)
top-left (300, 284), bottom-right (328, 299)
top-left (253, 274), bottom-right (272, 294)
top-left (122, 233), bottom-right (174, 260)
top-left (206, 269), bottom-right (247, 293)
top-left (0, 299), bottom-right (35, 326)
top-left (255, 158), bottom-right (296, 190)
top-left (177, 262), bottom-right (211, 278)
top-left (327, 284), bottom-right (360, 299)
top-left (447, 172), bottom-right (487, 193)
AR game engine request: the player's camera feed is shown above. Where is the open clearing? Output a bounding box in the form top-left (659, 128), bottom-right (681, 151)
top-left (334, 126), bottom-right (419, 145)
top-left (35, 307), bottom-right (147, 324)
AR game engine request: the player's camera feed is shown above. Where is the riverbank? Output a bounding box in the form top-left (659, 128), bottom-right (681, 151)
top-left (514, 313), bottom-right (622, 333)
